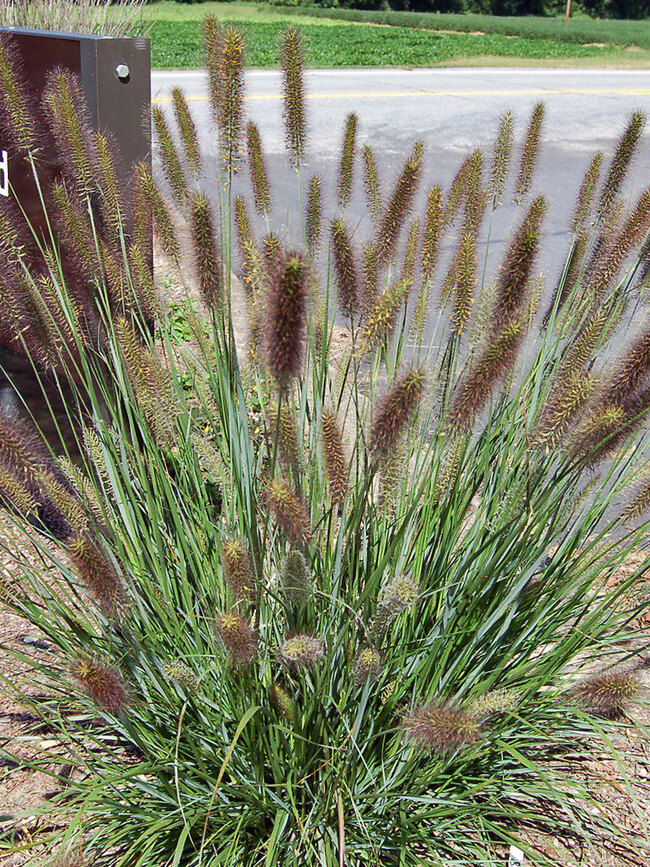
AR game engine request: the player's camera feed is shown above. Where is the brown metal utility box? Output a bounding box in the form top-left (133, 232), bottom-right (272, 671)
top-left (0, 27), bottom-right (151, 234)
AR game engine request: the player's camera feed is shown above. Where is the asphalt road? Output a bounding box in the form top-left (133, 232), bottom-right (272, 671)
top-left (151, 67), bottom-right (650, 318)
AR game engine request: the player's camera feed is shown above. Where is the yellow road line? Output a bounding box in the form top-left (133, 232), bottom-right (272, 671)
top-left (152, 86), bottom-right (650, 104)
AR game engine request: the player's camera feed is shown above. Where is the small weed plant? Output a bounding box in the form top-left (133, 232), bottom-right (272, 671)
top-left (0, 22), bottom-right (649, 867)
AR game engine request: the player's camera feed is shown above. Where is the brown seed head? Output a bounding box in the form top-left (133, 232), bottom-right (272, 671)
top-left (263, 478), bottom-right (310, 543)
top-left (362, 143), bottom-right (382, 217)
top-left (376, 141), bottom-right (423, 262)
top-left (281, 26), bottom-right (306, 167)
top-left (73, 658), bottom-right (129, 715)
top-left (572, 153), bottom-right (603, 233)
top-left (216, 611), bottom-right (257, 667)
top-left (353, 646), bottom-right (382, 685)
top-left (321, 410), bottom-right (348, 507)
top-left (190, 192), bottom-right (223, 308)
top-left (490, 110), bottom-right (513, 204)
top-left (306, 174), bottom-right (322, 255)
top-left (421, 185), bottom-right (444, 279)
top-left (338, 112), bottom-right (357, 208)
top-left (265, 251), bottom-right (308, 387)
top-left (402, 702), bottom-right (480, 754)
top-left (246, 120), bottom-right (271, 213)
top-left (370, 368), bottom-right (426, 459)
top-left (330, 219), bottom-right (359, 319)
top-left (152, 105), bottom-right (187, 203)
top-left (222, 538), bottom-right (256, 600)
top-left (515, 101), bottom-right (544, 199)
top-left (172, 87), bottom-right (202, 177)
top-left (599, 112), bottom-right (646, 220)
top-left (217, 27), bottom-right (246, 175)
top-left (281, 633), bottom-right (325, 671)
top-left (574, 670), bottom-right (641, 717)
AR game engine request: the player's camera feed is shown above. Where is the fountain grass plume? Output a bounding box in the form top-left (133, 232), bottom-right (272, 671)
top-left (134, 162), bottom-right (179, 259)
top-left (573, 670), bottom-right (641, 717)
top-left (376, 141), bottom-right (423, 262)
top-left (281, 26), bottom-right (306, 168)
top-left (362, 142), bottom-right (382, 217)
top-left (598, 112), bottom-right (646, 220)
top-left (265, 251), bottom-right (308, 388)
top-left (217, 27), bottom-right (246, 175)
top-left (204, 15), bottom-right (222, 123)
top-left (421, 184), bottom-right (443, 279)
top-left (217, 611), bottom-right (257, 668)
top-left (222, 538), bottom-right (256, 602)
top-left (370, 368), bottom-right (426, 460)
top-left (69, 534), bottom-right (129, 620)
top-left (338, 112), bottom-right (357, 209)
top-left (281, 549), bottom-right (312, 606)
top-left (281, 632), bottom-right (325, 671)
top-left (452, 232), bottom-right (477, 336)
top-left (492, 195), bottom-right (546, 329)
top-left (172, 87), bottom-right (202, 178)
top-left (263, 478), bottom-right (310, 544)
top-left (321, 409), bottom-right (348, 507)
top-left (358, 277), bottom-right (412, 354)
top-left (190, 192), bottom-right (223, 309)
top-left (515, 101), bottom-right (544, 200)
top-left (449, 318), bottom-right (524, 430)
top-left (73, 658), bottom-right (129, 715)
top-left (400, 218), bottom-right (420, 286)
top-left (330, 218), bottom-right (359, 319)
top-left (306, 174), bottom-right (322, 255)
top-left (42, 69), bottom-right (96, 200)
top-left (0, 36), bottom-right (37, 154)
top-left (152, 105), bottom-right (188, 204)
top-left (403, 702), bottom-right (480, 754)
top-left (490, 110), bottom-right (513, 205)
top-left (246, 121), bottom-right (272, 214)
top-left (572, 152), bottom-right (603, 233)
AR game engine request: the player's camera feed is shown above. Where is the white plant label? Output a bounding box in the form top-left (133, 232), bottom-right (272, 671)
top-left (509, 845), bottom-right (525, 866)
top-left (0, 150), bottom-right (8, 197)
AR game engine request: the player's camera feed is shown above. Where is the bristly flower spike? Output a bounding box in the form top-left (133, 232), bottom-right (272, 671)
top-left (217, 611), bottom-right (257, 668)
top-left (370, 573), bottom-right (419, 642)
top-left (421, 185), bottom-right (443, 279)
top-left (598, 111), bottom-right (646, 220)
top-left (265, 250), bottom-right (308, 388)
top-left (163, 661), bottom-right (200, 695)
top-left (222, 538), bottom-right (256, 601)
top-left (281, 549), bottom-right (312, 606)
top-left (515, 101), bottom-right (544, 200)
top-left (452, 233), bottom-right (477, 335)
top-left (69, 533), bottom-right (129, 620)
top-left (377, 141), bottom-right (423, 262)
top-left (152, 105), bottom-right (188, 203)
top-left (246, 120), bottom-right (271, 213)
top-left (572, 152), bottom-right (602, 233)
top-left (172, 87), bottom-right (202, 177)
top-left (321, 409), bottom-right (348, 507)
top-left (190, 192), bottom-right (223, 308)
top-left (490, 110), bottom-right (513, 205)
top-left (402, 702), bottom-right (480, 754)
top-left (370, 368), bottom-right (426, 459)
top-left (574, 670), bottom-right (641, 717)
top-left (338, 112), bottom-right (357, 208)
top-left (281, 26), bottom-right (306, 168)
top-left (134, 163), bottom-right (180, 259)
top-left (42, 70), bottom-right (96, 200)
top-left (353, 646), bottom-right (382, 685)
top-left (0, 37), bottom-right (37, 153)
top-left (263, 478), bottom-right (310, 544)
top-left (362, 143), bottom-right (382, 217)
top-left (73, 658), bottom-right (129, 715)
top-left (217, 26), bottom-right (246, 175)
top-left (281, 633), bottom-right (325, 671)
top-left (306, 174), bottom-right (322, 255)
top-left (330, 219), bottom-right (359, 319)
top-left (204, 15), bottom-right (222, 121)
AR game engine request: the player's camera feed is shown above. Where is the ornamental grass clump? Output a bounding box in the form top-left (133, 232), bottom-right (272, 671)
top-left (1, 24), bottom-right (650, 867)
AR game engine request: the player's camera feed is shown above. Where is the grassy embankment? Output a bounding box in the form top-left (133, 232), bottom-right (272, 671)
top-left (143, 2), bottom-right (650, 69)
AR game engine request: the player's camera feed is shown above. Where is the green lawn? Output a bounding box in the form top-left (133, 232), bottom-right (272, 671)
top-left (143, 2), bottom-right (650, 69)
